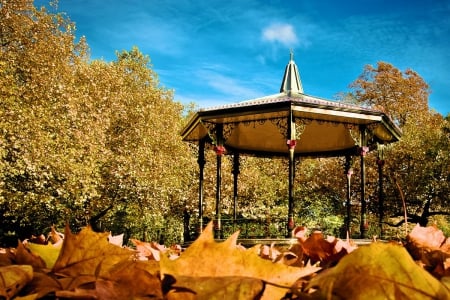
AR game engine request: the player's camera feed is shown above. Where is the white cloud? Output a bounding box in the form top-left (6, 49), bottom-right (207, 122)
top-left (262, 23), bottom-right (299, 47)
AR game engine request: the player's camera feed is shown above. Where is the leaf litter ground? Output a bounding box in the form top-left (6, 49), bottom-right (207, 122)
top-left (1, 223), bottom-right (450, 299)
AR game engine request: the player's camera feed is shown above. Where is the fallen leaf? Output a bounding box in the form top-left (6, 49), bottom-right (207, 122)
top-left (0, 248), bottom-right (15, 267)
top-left (21, 271), bottom-right (62, 298)
top-left (55, 287), bottom-right (98, 299)
top-left (293, 226), bottom-right (308, 242)
top-left (306, 243), bottom-right (450, 299)
top-left (407, 224), bottom-right (446, 250)
top-left (300, 231), bottom-right (337, 265)
top-left (131, 239), bottom-right (159, 260)
top-left (27, 235), bottom-right (47, 245)
top-left (161, 222), bottom-right (320, 300)
top-left (58, 274), bottom-right (98, 291)
top-left (103, 260), bottom-right (163, 298)
top-left (163, 275), bottom-right (264, 300)
top-left (48, 225), bottom-right (64, 245)
top-left (0, 265), bottom-right (33, 299)
top-left (108, 233), bottom-right (124, 247)
top-left (405, 224), bottom-right (450, 279)
top-left (23, 241), bottom-right (58, 268)
top-left (52, 225), bottom-right (134, 277)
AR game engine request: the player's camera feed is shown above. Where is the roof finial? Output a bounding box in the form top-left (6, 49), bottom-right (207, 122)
top-left (280, 50), bottom-right (303, 94)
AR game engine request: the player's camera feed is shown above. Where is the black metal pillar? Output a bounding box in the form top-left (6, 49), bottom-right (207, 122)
top-left (232, 152), bottom-right (240, 232)
top-left (377, 152), bottom-right (385, 238)
top-left (287, 110), bottom-right (296, 236)
top-left (344, 155), bottom-right (353, 236)
top-left (359, 126), bottom-right (368, 239)
top-left (214, 124), bottom-right (224, 239)
top-left (197, 139), bottom-right (206, 236)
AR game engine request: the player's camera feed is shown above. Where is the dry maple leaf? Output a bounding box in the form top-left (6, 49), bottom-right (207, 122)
top-left (163, 275), bottom-right (264, 300)
top-left (299, 231), bottom-right (337, 265)
top-left (131, 239), bottom-right (163, 261)
top-left (97, 260), bottom-right (163, 299)
top-left (0, 248), bottom-right (14, 267)
top-left (259, 243), bottom-right (282, 262)
top-left (131, 239), bottom-right (180, 261)
top-left (160, 222), bottom-right (320, 300)
top-left (52, 225), bottom-right (135, 278)
top-left (51, 259), bottom-right (162, 299)
top-left (15, 242), bottom-right (46, 269)
top-left (21, 270), bottom-right (62, 298)
top-left (0, 265), bottom-right (33, 299)
top-left (48, 225), bottom-right (64, 245)
top-left (25, 240), bottom-right (62, 269)
top-left (107, 233), bottom-right (124, 247)
top-left (306, 242), bottom-right (450, 299)
top-left (405, 224), bottom-right (450, 279)
top-left (292, 225), bottom-right (308, 242)
top-left (407, 224), bottom-right (446, 250)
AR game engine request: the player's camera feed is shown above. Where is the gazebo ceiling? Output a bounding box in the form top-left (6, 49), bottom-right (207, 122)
top-left (181, 54), bottom-right (402, 157)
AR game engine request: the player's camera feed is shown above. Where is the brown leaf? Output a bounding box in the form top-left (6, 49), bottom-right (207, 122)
top-left (131, 239), bottom-right (161, 261)
top-left (0, 248), bottom-right (15, 266)
top-left (52, 225), bottom-right (134, 277)
top-left (407, 224), bottom-right (446, 250)
top-left (292, 226), bottom-right (308, 242)
top-left (28, 235), bottom-right (47, 245)
top-left (300, 231), bottom-right (337, 265)
top-left (107, 233), bottom-right (124, 247)
top-left (16, 242), bottom-right (46, 269)
top-left (405, 224), bottom-right (450, 278)
top-left (164, 275), bottom-right (264, 300)
top-left (103, 260), bottom-right (163, 299)
top-left (21, 271), bottom-right (62, 299)
top-left (161, 222), bottom-right (320, 300)
top-left (55, 288), bottom-right (98, 299)
top-left (285, 243), bottom-right (304, 267)
top-left (48, 225), bottom-right (64, 245)
top-left (58, 274), bottom-right (98, 291)
top-left (55, 261), bottom-right (163, 300)
top-left (307, 243), bottom-right (450, 299)
top-left (0, 265), bottom-right (33, 299)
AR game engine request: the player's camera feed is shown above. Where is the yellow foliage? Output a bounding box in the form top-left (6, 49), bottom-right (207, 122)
top-left (307, 242), bottom-right (450, 299)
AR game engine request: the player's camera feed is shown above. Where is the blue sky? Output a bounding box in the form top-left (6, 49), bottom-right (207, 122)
top-left (39, 0), bottom-right (450, 115)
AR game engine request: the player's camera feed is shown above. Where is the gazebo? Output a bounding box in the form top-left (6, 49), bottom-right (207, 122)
top-left (181, 52), bottom-right (402, 239)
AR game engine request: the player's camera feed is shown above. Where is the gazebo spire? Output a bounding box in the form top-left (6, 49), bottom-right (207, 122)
top-left (280, 50), bottom-right (304, 94)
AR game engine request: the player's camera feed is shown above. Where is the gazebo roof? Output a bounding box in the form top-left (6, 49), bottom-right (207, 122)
top-left (181, 54), bottom-right (402, 157)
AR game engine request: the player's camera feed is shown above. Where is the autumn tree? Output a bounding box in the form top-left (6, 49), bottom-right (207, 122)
top-left (349, 61), bottom-right (429, 127)
top-left (0, 0), bottom-right (89, 240)
top-left (348, 62), bottom-right (450, 234)
top-left (0, 1), bottom-right (197, 245)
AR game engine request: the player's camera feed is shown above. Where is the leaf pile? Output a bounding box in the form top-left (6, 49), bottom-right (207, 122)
top-left (0, 223), bottom-right (450, 299)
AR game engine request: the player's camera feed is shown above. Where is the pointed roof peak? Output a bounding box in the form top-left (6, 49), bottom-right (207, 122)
top-left (280, 50), bottom-right (303, 95)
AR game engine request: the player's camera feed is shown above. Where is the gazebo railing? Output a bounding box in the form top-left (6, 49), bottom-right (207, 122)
top-left (188, 217), bottom-right (290, 241)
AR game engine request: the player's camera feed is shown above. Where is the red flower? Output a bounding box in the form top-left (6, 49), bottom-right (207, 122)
top-left (286, 139), bottom-right (297, 149)
top-left (214, 145), bottom-right (226, 155)
top-left (359, 146), bottom-right (369, 156)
